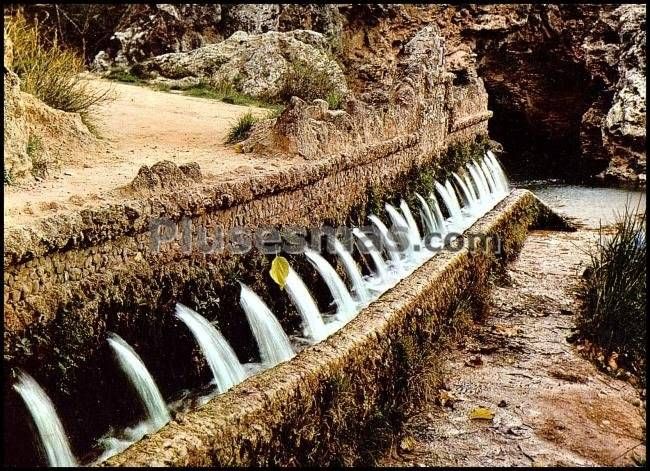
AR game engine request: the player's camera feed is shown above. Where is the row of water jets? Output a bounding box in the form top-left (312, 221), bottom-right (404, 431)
top-left (13, 151), bottom-right (509, 467)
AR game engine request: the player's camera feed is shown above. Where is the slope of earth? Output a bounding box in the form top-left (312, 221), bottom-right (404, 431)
top-left (379, 206), bottom-right (646, 466)
top-left (3, 78), bottom-right (298, 228)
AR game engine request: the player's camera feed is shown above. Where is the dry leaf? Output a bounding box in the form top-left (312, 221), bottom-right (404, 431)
top-left (269, 256), bottom-right (290, 289)
top-left (399, 435), bottom-right (416, 452)
top-left (469, 407), bottom-right (495, 420)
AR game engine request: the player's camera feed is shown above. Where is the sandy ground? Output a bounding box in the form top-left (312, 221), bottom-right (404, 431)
top-left (378, 227), bottom-right (646, 467)
top-left (4, 79), bottom-right (298, 228)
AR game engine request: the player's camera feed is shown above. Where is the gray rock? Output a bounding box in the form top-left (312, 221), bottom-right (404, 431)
top-left (141, 30), bottom-right (347, 101)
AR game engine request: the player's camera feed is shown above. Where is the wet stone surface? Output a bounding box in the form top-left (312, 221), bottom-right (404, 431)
top-left (379, 228), bottom-right (646, 467)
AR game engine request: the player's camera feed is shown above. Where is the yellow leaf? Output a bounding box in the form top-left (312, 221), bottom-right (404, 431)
top-left (399, 435), bottom-right (416, 452)
top-left (469, 407), bottom-right (495, 420)
top-left (269, 256), bottom-right (290, 290)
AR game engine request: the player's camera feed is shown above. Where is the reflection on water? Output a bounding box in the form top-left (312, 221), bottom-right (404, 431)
top-left (517, 180), bottom-right (646, 228)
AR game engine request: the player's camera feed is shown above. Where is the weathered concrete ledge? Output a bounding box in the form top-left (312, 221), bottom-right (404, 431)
top-left (104, 189), bottom-right (565, 466)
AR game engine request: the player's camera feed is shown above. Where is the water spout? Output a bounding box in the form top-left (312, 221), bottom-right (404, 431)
top-left (352, 228), bottom-right (390, 282)
top-left (13, 370), bottom-right (77, 467)
top-left (175, 305), bottom-right (246, 393)
top-left (305, 249), bottom-right (357, 321)
top-left (284, 267), bottom-right (329, 342)
top-left (239, 284), bottom-right (295, 367)
top-left (434, 180), bottom-right (462, 228)
top-left (107, 333), bottom-right (170, 430)
top-left (428, 193), bottom-right (447, 237)
top-left (399, 200), bottom-right (423, 247)
top-left (385, 203), bottom-right (418, 259)
top-left (332, 237), bottom-right (371, 304)
top-left (369, 214), bottom-right (403, 267)
top-left (415, 193), bottom-right (436, 235)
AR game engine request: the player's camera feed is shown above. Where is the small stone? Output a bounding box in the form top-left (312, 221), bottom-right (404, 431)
top-left (498, 399), bottom-right (508, 408)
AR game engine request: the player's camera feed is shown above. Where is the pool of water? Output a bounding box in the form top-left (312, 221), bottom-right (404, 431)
top-left (515, 180), bottom-right (646, 228)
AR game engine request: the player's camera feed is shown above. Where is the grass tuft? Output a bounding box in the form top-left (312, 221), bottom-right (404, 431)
top-left (577, 203), bottom-right (646, 375)
top-left (6, 15), bottom-right (112, 123)
top-left (279, 61), bottom-right (344, 108)
top-left (225, 111), bottom-right (259, 144)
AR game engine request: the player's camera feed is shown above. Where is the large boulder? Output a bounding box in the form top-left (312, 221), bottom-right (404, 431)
top-left (140, 30), bottom-right (347, 101)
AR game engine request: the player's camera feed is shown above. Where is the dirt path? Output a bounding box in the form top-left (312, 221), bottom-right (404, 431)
top-left (4, 79), bottom-right (298, 228)
top-left (379, 228), bottom-right (646, 466)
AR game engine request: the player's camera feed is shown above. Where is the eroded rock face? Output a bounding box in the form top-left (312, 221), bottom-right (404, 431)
top-left (3, 35), bottom-right (98, 183)
top-left (4, 68), bottom-right (32, 181)
top-left (140, 30), bottom-right (347, 101)
top-left (600, 5), bottom-right (646, 183)
top-left (453, 4), bottom-right (646, 183)
top-left (92, 4), bottom-right (224, 69)
top-left (220, 4), bottom-right (280, 36)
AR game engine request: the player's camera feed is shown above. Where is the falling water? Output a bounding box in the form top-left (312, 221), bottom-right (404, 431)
top-left (486, 151), bottom-right (509, 193)
top-left (13, 370), bottom-right (77, 467)
top-left (369, 214), bottom-right (403, 266)
top-left (415, 193), bottom-right (436, 235)
top-left (352, 228), bottom-right (390, 281)
top-left (239, 284), bottom-right (295, 367)
top-left (385, 203), bottom-right (418, 259)
top-left (479, 159), bottom-right (497, 195)
top-left (284, 267), bottom-right (329, 341)
top-left (467, 163), bottom-right (490, 204)
top-left (399, 200), bottom-right (423, 247)
top-left (107, 333), bottom-right (170, 430)
top-left (175, 305), bottom-right (246, 392)
top-left (445, 180), bottom-right (464, 215)
top-left (305, 249), bottom-right (357, 321)
top-left (434, 180), bottom-right (462, 225)
top-left (453, 172), bottom-right (478, 213)
top-left (332, 237), bottom-right (371, 304)
top-left (428, 193), bottom-right (447, 237)
top-left (462, 170), bottom-right (480, 204)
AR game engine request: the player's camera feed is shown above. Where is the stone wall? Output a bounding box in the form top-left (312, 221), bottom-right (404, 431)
top-left (102, 190), bottom-right (566, 466)
top-left (3, 22), bottom-right (494, 459)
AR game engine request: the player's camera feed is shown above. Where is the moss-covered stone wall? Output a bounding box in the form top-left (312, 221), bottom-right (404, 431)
top-left (102, 189), bottom-right (563, 466)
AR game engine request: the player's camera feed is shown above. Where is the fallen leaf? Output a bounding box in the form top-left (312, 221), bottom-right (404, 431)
top-left (469, 407), bottom-right (495, 420)
top-left (269, 256), bottom-right (290, 290)
top-left (399, 435), bottom-right (416, 452)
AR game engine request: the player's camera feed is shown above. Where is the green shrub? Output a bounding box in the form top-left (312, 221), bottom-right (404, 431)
top-left (279, 60), bottom-right (344, 106)
top-left (6, 15), bottom-right (112, 122)
top-left (578, 204), bottom-right (646, 373)
top-left (225, 111), bottom-right (258, 144)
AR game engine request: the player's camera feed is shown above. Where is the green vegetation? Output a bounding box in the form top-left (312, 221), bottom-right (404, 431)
top-left (225, 111), bottom-right (259, 144)
top-left (6, 15), bottom-right (112, 123)
top-left (578, 204), bottom-right (646, 376)
top-left (279, 61), bottom-right (344, 109)
top-left (183, 80), bottom-right (283, 112)
top-left (326, 91), bottom-right (344, 110)
top-left (105, 68), bottom-right (140, 83)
